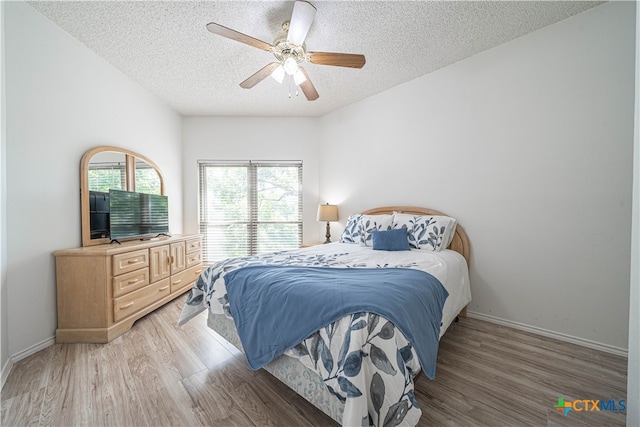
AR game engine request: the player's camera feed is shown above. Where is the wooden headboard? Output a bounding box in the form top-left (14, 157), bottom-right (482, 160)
top-left (361, 206), bottom-right (470, 267)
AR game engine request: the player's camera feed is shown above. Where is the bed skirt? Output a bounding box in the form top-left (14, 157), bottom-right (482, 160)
top-left (207, 312), bottom-right (344, 423)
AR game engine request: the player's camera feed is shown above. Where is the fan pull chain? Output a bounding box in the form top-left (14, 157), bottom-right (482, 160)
top-left (287, 76), bottom-right (299, 99)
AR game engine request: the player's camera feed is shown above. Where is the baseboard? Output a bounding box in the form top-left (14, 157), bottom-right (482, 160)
top-left (1, 357), bottom-right (13, 389)
top-left (466, 311), bottom-right (628, 358)
top-left (10, 336), bottom-right (56, 363)
top-left (1, 335), bottom-right (56, 388)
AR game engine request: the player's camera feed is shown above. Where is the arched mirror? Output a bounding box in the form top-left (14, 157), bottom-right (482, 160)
top-left (81, 146), bottom-right (165, 247)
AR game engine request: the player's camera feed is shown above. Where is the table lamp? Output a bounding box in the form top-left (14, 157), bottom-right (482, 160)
top-left (317, 203), bottom-right (339, 243)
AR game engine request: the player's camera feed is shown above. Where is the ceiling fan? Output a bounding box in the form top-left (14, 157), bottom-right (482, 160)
top-left (206, 0), bottom-right (366, 101)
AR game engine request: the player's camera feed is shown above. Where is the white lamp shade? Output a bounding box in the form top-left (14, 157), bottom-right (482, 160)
top-left (293, 69), bottom-right (307, 86)
top-left (271, 65), bottom-right (285, 84)
top-left (284, 57), bottom-right (299, 76)
top-left (317, 204), bottom-right (338, 222)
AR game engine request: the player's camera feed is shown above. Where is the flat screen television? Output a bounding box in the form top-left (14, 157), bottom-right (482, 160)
top-left (89, 190), bottom-right (110, 239)
top-left (109, 189), bottom-right (169, 241)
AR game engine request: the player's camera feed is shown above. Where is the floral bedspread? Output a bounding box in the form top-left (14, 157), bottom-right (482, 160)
top-left (178, 246), bottom-right (448, 427)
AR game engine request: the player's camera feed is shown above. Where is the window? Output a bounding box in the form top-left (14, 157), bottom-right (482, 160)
top-left (87, 161), bottom-right (125, 192)
top-left (134, 159), bottom-right (162, 195)
top-left (88, 160), bottom-right (161, 195)
top-left (198, 160), bottom-right (303, 262)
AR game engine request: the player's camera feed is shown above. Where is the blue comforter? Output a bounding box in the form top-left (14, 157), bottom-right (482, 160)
top-left (225, 265), bottom-right (449, 379)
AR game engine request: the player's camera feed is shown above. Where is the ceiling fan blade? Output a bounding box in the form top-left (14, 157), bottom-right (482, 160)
top-left (308, 52), bottom-right (366, 69)
top-left (287, 1), bottom-right (316, 46)
top-left (206, 22), bottom-right (272, 52)
top-left (297, 67), bottom-right (319, 101)
top-left (240, 62), bottom-right (281, 89)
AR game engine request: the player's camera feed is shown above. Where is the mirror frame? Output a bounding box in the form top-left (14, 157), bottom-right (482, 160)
top-left (81, 146), bottom-right (165, 247)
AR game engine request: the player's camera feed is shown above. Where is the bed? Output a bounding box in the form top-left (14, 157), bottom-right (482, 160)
top-left (179, 206), bottom-right (471, 426)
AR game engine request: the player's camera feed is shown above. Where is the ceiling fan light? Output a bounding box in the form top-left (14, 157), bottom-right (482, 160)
top-left (284, 57), bottom-right (298, 75)
top-left (271, 65), bottom-right (285, 83)
top-left (293, 69), bottom-right (307, 85)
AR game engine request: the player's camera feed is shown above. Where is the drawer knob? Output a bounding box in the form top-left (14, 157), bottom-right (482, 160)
top-left (120, 301), bottom-right (135, 309)
top-left (159, 285), bottom-right (170, 291)
top-left (172, 279), bottom-right (182, 285)
top-left (127, 259), bottom-right (139, 264)
top-left (127, 279), bottom-right (140, 284)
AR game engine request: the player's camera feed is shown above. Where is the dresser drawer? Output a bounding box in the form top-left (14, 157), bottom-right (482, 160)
top-left (112, 268), bottom-right (150, 298)
top-left (170, 264), bottom-right (204, 293)
top-left (185, 237), bottom-right (201, 254)
top-left (185, 251), bottom-right (201, 269)
top-left (113, 249), bottom-right (149, 276)
top-left (113, 278), bottom-right (171, 322)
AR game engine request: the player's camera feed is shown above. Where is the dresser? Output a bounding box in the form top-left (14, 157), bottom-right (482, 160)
top-left (53, 234), bottom-right (203, 343)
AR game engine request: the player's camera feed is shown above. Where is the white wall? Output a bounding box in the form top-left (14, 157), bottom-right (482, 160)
top-left (182, 117), bottom-right (322, 244)
top-left (3, 2), bottom-right (183, 359)
top-left (319, 2), bottom-right (635, 351)
top-left (626, 1), bottom-right (640, 424)
top-left (1, 0), bottom-right (9, 382)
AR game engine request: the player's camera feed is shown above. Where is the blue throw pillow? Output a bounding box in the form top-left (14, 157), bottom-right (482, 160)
top-left (371, 227), bottom-right (411, 251)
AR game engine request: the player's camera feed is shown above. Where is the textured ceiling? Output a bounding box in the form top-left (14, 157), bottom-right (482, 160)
top-left (27, 1), bottom-right (604, 117)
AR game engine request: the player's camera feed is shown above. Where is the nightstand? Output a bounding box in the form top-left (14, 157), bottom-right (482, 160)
top-left (300, 242), bottom-right (323, 248)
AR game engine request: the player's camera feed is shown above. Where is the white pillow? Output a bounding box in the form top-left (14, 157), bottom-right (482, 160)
top-left (339, 214), bottom-right (362, 244)
top-left (358, 214), bottom-right (393, 247)
top-left (392, 213), bottom-right (457, 251)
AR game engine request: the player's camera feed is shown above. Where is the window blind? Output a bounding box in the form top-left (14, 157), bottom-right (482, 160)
top-left (198, 160), bottom-right (303, 262)
top-left (134, 160), bottom-right (162, 195)
top-left (87, 161), bottom-right (126, 192)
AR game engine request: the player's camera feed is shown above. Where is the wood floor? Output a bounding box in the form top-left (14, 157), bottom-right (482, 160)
top-left (2, 295), bottom-right (627, 426)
